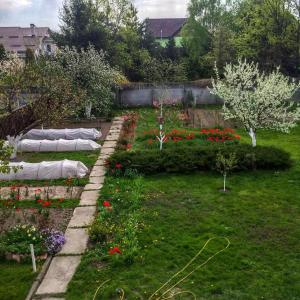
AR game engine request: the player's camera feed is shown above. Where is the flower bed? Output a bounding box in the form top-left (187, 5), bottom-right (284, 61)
top-left (0, 225), bottom-right (65, 262)
top-left (139, 128), bottom-right (240, 147)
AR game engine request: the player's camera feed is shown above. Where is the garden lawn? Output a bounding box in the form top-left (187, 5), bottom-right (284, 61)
top-left (66, 108), bottom-right (300, 299)
top-left (0, 261), bottom-right (40, 300)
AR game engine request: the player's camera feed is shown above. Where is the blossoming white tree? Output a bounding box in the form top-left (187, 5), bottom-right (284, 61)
top-left (210, 60), bottom-right (300, 147)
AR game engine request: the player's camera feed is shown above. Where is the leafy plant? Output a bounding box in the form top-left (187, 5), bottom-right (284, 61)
top-left (215, 151), bottom-right (238, 192)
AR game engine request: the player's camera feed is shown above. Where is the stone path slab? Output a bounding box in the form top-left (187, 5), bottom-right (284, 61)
top-left (79, 190), bottom-right (99, 206)
top-left (89, 176), bottom-right (105, 185)
top-left (90, 165), bottom-right (106, 177)
top-left (68, 206), bottom-right (96, 228)
top-left (102, 141), bottom-right (117, 148)
top-left (35, 256), bottom-right (81, 296)
top-left (58, 228), bottom-right (89, 255)
top-left (83, 183), bottom-right (103, 191)
top-left (100, 147), bottom-right (115, 156)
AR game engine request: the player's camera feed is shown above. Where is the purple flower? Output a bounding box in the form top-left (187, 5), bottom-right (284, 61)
top-left (41, 228), bottom-right (65, 255)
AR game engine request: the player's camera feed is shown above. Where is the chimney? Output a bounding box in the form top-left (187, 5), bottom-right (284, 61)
top-left (30, 24), bottom-right (36, 37)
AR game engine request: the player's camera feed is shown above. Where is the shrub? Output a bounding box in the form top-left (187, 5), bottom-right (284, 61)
top-left (107, 144), bottom-right (291, 175)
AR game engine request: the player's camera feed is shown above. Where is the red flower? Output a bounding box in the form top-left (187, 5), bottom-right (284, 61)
top-left (109, 247), bottom-right (122, 255)
top-left (42, 201), bottom-right (51, 207)
top-left (126, 144), bottom-right (132, 149)
top-left (37, 199), bottom-right (43, 203)
top-left (103, 201), bottom-right (111, 207)
top-left (115, 163), bottom-right (122, 169)
top-left (234, 135), bottom-right (241, 140)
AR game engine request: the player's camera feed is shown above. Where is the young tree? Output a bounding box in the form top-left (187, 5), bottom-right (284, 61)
top-left (210, 60), bottom-right (300, 147)
top-left (216, 151), bottom-right (238, 192)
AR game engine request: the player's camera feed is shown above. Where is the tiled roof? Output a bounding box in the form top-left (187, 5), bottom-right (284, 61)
top-left (0, 26), bottom-right (50, 53)
top-left (146, 18), bottom-right (187, 38)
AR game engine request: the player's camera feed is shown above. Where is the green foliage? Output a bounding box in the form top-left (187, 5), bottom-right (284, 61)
top-left (0, 140), bottom-right (19, 174)
top-left (215, 151), bottom-right (238, 176)
top-left (0, 225), bottom-right (44, 255)
top-left (108, 144), bottom-right (291, 175)
top-left (233, 0), bottom-right (299, 76)
top-left (0, 44), bottom-right (7, 61)
top-left (25, 48), bottom-right (35, 65)
top-left (53, 46), bottom-right (123, 117)
top-left (141, 57), bottom-right (188, 83)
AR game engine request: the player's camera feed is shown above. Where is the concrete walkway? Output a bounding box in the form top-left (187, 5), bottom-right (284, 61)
top-left (30, 117), bottom-right (124, 300)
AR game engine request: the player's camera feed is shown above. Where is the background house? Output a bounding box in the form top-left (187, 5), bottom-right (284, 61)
top-left (0, 24), bottom-right (57, 58)
top-left (145, 18), bottom-right (187, 47)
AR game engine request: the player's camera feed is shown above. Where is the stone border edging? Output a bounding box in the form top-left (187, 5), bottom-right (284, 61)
top-left (29, 116), bottom-right (124, 300)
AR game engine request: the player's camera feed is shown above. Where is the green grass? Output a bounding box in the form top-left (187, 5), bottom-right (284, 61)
top-left (19, 150), bottom-right (99, 168)
top-left (67, 108), bottom-right (300, 298)
top-left (0, 261), bottom-right (39, 300)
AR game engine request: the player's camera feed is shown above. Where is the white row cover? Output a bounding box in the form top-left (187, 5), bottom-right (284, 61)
top-left (0, 160), bottom-right (88, 180)
top-left (18, 139), bottom-right (101, 152)
top-left (23, 128), bottom-right (102, 140)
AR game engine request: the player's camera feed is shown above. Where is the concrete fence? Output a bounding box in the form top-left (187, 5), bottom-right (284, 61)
top-left (117, 82), bottom-right (300, 107)
top-left (117, 83), bottom-right (222, 107)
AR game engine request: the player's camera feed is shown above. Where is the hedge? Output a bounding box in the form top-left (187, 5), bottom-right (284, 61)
top-left (108, 144), bottom-right (292, 175)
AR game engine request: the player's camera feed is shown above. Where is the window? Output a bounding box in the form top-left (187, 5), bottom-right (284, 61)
top-left (11, 45), bottom-right (21, 47)
top-left (46, 44), bottom-right (51, 52)
top-left (9, 36), bottom-right (19, 38)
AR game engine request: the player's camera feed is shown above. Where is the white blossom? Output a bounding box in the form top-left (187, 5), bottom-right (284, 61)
top-left (210, 60), bottom-right (300, 146)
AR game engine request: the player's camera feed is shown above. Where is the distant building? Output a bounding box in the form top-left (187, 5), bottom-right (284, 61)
top-left (145, 18), bottom-right (187, 47)
top-left (0, 24), bottom-right (57, 58)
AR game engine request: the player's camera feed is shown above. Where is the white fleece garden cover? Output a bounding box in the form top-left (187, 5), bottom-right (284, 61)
top-left (18, 139), bottom-right (101, 152)
top-left (23, 128), bottom-right (102, 140)
top-left (0, 160), bottom-right (88, 180)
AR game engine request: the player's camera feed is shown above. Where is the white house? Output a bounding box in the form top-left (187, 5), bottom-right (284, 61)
top-left (0, 24), bottom-right (57, 58)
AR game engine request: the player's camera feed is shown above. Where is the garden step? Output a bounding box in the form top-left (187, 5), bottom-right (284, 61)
top-left (89, 176), bottom-right (105, 185)
top-left (83, 183), bottom-right (103, 191)
top-left (58, 228), bottom-right (89, 255)
top-left (35, 256), bottom-right (81, 296)
top-left (68, 206), bottom-right (96, 228)
top-left (79, 190), bottom-right (99, 206)
top-left (94, 159), bottom-right (106, 166)
top-left (100, 147), bottom-right (115, 156)
top-left (105, 134), bottom-right (119, 141)
top-left (90, 165), bottom-right (106, 177)
top-left (101, 140), bottom-right (117, 148)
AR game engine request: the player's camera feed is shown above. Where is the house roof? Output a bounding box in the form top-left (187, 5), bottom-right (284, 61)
top-left (146, 18), bottom-right (187, 38)
top-left (0, 25), bottom-right (50, 53)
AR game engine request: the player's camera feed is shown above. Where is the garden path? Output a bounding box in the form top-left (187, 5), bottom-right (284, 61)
top-left (28, 117), bottom-right (124, 300)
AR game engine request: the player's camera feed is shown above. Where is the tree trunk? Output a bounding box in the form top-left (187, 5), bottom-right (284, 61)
top-left (249, 128), bottom-right (256, 147)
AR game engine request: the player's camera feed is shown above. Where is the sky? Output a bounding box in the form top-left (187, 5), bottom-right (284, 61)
top-left (0, 0), bottom-right (188, 30)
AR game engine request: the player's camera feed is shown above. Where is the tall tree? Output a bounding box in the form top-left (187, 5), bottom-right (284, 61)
top-left (234, 0), bottom-right (299, 76)
top-left (56, 0), bottom-right (110, 51)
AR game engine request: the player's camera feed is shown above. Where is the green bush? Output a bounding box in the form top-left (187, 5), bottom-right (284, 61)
top-left (108, 144), bottom-right (292, 175)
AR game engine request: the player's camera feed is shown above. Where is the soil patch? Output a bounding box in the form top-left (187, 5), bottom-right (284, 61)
top-left (0, 208), bottom-right (74, 233)
top-left (187, 108), bottom-right (238, 128)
